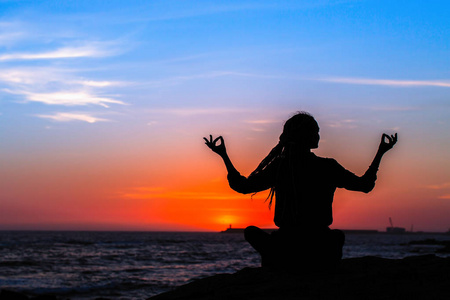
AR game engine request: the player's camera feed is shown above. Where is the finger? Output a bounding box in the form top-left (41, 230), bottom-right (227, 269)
top-left (382, 133), bottom-right (388, 142)
top-left (203, 137), bottom-right (209, 144)
top-left (213, 136), bottom-right (221, 145)
top-left (210, 135), bottom-right (213, 143)
top-left (390, 135), bottom-right (396, 143)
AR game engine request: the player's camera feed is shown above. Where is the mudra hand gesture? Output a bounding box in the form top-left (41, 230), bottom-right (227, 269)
top-left (378, 133), bottom-right (398, 154)
top-left (204, 135), bottom-right (227, 157)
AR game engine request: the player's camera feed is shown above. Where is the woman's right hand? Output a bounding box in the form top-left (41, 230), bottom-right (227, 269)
top-left (204, 135), bottom-right (227, 157)
top-left (378, 133), bottom-right (398, 154)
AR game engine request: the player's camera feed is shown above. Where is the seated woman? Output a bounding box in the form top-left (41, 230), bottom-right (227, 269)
top-left (204, 112), bottom-right (397, 272)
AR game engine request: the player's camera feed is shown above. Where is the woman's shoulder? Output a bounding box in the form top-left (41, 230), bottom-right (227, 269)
top-left (312, 154), bottom-right (342, 168)
top-left (312, 153), bottom-right (337, 162)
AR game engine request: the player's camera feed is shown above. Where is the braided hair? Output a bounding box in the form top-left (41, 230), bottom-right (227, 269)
top-left (250, 111), bottom-right (318, 208)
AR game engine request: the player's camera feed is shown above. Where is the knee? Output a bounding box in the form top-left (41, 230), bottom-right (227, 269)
top-left (244, 225), bottom-right (259, 242)
top-left (332, 229), bottom-right (345, 246)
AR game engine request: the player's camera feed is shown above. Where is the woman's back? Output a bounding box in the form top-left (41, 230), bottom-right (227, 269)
top-left (273, 152), bottom-right (339, 229)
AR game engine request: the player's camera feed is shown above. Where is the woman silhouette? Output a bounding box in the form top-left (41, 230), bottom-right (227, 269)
top-left (204, 112), bottom-right (397, 271)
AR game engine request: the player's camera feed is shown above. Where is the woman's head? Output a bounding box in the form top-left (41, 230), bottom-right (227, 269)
top-left (250, 111), bottom-right (318, 176)
top-left (280, 112), bottom-right (319, 149)
top-left (250, 111), bottom-right (318, 208)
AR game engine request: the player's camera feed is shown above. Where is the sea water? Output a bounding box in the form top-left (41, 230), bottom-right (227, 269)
top-left (0, 231), bottom-right (449, 299)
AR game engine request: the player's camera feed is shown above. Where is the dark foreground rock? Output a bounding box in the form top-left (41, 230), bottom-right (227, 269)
top-left (148, 255), bottom-right (450, 300)
top-left (0, 290), bottom-right (58, 300)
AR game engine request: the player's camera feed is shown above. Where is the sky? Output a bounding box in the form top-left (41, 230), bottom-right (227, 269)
top-left (0, 0), bottom-right (449, 232)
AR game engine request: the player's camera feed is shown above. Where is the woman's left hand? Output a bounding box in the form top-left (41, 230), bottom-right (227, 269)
top-left (203, 135), bottom-right (227, 157)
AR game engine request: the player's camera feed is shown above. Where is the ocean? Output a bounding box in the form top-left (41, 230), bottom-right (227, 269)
top-left (1, 231), bottom-right (449, 299)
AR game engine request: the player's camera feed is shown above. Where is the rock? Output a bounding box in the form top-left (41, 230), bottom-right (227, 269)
top-left (0, 290), bottom-right (58, 300)
top-left (0, 290), bottom-right (29, 300)
top-left (148, 255), bottom-right (450, 300)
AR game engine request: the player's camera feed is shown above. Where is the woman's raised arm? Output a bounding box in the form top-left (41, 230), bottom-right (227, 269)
top-left (339, 133), bottom-right (398, 193)
top-left (203, 135), bottom-right (239, 176)
top-left (369, 133), bottom-right (398, 170)
top-left (204, 135), bottom-right (274, 194)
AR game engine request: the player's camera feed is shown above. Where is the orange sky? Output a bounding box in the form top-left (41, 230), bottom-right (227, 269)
top-left (1, 111), bottom-right (449, 232)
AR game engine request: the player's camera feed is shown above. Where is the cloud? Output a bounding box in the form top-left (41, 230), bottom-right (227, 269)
top-left (319, 77), bottom-right (450, 88)
top-left (244, 119), bottom-right (281, 133)
top-left (424, 183), bottom-right (450, 199)
top-left (5, 89), bottom-right (125, 107)
top-left (425, 183), bottom-right (450, 190)
top-left (0, 45), bottom-right (110, 61)
top-left (143, 71), bottom-right (280, 88)
top-left (0, 68), bottom-right (66, 85)
top-left (245, 119), bottom-right (279, 124)
top-left (0, 32), bottom-right (24, 46)
top-left (326, 119), bottom-right (357, 129)
top-left (0, 21), bottom-right (26, 46)
top-left (76, 80), bottom-right (123, 87)
top-left (0, 68), bottom-right (127, 88)
top-left (370, 106), bottom-right (420, 112)
top-left (147, 107), bottom-right (246, 116)
top-left (0, 67), bottom-right (126, 107)
top-left (36, 112), bottom-right (109, 123)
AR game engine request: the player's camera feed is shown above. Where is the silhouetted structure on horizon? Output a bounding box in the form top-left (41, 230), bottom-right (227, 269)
top-left (386, 217), bottom-right (406, 233)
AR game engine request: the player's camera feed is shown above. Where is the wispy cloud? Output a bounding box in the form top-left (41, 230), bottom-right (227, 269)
top-left (319, 77), bottom-right (450, 88)
top-left (0, 21), bottom-right (25, 46)
top-left (143, 71), bottom-right (281, 88)
top-left (0, 68), bottom-right (127, 87)
top-left (425, 182), bottom-right (450, 190)
top-left (36, 112), bottom-right (109, 123)
top-left (0, 32), bottom-right (24, 46)
top-left (0, 67), bottom-right (126, 107)
top-left (370, 106), bottom-right (420, 112)
top-left (0, 68), bottom-right (67, 85)
top-left (5, 89), bottom-right (124, 107)
top-left (76, 80), bottom-right (124, 87)
top-left (326, 119), bottom-right (357, 129)
top-left (147, 107), bottom-right (246, 116)
top-left (245, 119), bottom-right (281, 132)
top-left (0, 45), bottom-right (110, 61)
top-left (245, 119), bottom-right (280, 124)
top-left (424, 183), bottom-right (450, 200)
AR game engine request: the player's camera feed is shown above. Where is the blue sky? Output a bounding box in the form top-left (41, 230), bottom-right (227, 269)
top-left (1, 0), bottom-right (449, 231)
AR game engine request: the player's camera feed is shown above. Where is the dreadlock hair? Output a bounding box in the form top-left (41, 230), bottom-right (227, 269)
top-left (249, 111), bottom-right (318, 209)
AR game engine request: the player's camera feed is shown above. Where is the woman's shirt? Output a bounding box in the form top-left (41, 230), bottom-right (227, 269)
top-left (227, 152), bottom-right (377, 229)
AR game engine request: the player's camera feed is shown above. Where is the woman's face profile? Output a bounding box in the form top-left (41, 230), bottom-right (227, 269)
top-left (308, 123), bottom-right (320, 149)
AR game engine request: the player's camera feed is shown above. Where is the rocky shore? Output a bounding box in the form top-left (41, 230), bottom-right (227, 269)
top-left (149, 255), bottom-right (450, 300)
top-left (2, 255), bottom-right (449, 299)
